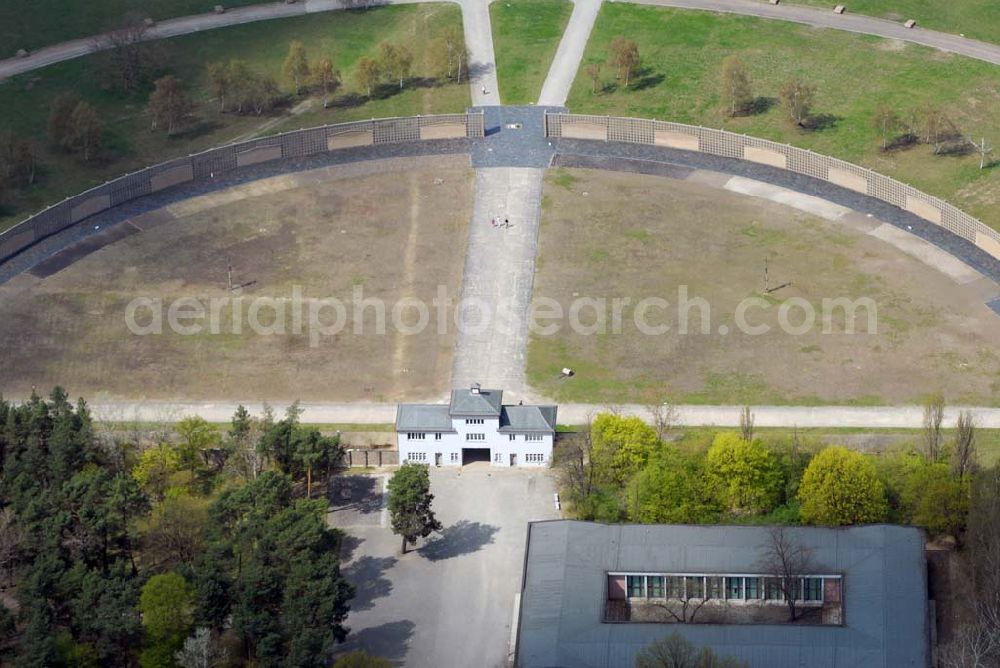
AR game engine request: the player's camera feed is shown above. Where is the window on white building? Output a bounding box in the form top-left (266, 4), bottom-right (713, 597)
top-left (508, 434), bottom-right (516, 441)
top-left (435, 433), bottom-right (442, 440)
top-left (525, 434), bottom-right (544, 442)
top-left (467, 433), bottom-right (485, 441)
top-left (615, 572), bottom-right (832, 604)
top-left (450, 453), bottom-right (459, 463)
top-left (407, 433), bottom-right (425, 440)
top-left (465, 418), bottom-right (484, 425)
top-left (407, 452), bottom-right (427, 462)
top-left (526, 453), bottom-right (545, 463)
top-left (493, 452), bottom-right (503, 463)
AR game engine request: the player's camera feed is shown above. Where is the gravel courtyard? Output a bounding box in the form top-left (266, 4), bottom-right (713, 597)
top-left (330, 466), bottom-right (560, 667)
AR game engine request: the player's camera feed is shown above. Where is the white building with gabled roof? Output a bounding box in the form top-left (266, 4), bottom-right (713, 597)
top-left (395, 385), bottom-right (557, 467)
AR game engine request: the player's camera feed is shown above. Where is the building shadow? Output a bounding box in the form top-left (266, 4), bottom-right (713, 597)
top-left (344, 555), bottom-right (397, 611)
top-left (336, 620), bottom-right (415, 665)
top-left (418, 520), bottom-right (499, 562)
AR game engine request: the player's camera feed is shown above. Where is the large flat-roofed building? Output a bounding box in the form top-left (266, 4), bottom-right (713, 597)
top-left (395, 385), bottom-right (557, 467)
top-left (516, 521), bottom-right (929, 668)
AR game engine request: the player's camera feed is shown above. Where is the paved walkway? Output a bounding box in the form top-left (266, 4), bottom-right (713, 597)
top-left (462, 0), bottom-right (501, 105)
top-left (451, 167), bottom-right (544, 393)
top-left (537, 0), bottom-right (603, 106)
top-left (88, 399), bottom-right (1000, 428)
top-left (626, 0), bottom-right (1000, 66)
top-left (2, 0), bottom-right (998, 83)
top-left (0, 0), bottom-right (496, 104)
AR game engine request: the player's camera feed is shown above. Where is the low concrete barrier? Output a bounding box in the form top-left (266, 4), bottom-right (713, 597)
top-left (544, 112), bottom-right (1000, 262)
top-left (0, 112), bottom-right (485, 266)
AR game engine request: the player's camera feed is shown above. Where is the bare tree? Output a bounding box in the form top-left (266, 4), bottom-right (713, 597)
top-left (652, 577), bottom-right (710, 623)
top-left (93, 14), bottom-right (152, 93)
top-left (585, 63), bottom-right (602, 94)
top-left (555, 413), bottom-right (597, 504)
top-left (647, 398), bottom-right (679, 441)
top-left (720, 56), bottom-right (752, 117)
top-left (873, 103), bottom-right (901, 151)
top-left (923, 392), bottom-right (945, 461)
top-left (67, 101), bottom-right (103, 161)
top-left (942, 466), bottom-right (1000, 667)
top-left (226, 408), bottom-right (271, 482)
top-left (282, 40), bottom-right (310, 95)
top-left (608, 36), bottom-right (640, 88)
top-left (952, 410), bottom-right (977, 477)
top-left (779, 78), bottom-right (815, 128)
top-left (309, 57), bottom-right (341, 107)
top-left (967, 136), bottom-right (993, 170)
top-left (149, 75), bottom-right (194, 135)
top-left (175, 627), bottom-right (228, 668)
top-left (354, 57), bottom-right (381, 98)
top-left (739, 405), bottom-right (755, 443)
top-left (757, 526), bottom-right (815, 622)
top-left (937, 622), bottom-right (1000, 668)
top-left (919, 107), bottom-right (959, 155)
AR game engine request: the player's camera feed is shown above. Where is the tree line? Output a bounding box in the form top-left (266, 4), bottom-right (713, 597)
top-left (557, 403), bottom-right (979, 536)
top-left (0, 389), bottom-right (378, 666)
top-left (580, 42), bottom-right (993, 168)
top-left (0, 18), bottom-right (471, 219)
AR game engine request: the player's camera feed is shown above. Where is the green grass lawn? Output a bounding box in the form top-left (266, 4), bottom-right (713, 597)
top-left (0, 3), bottom-right (469, 232)
top-left (567, 4), bottom-right (1000, 231)
top-left (1, 0), bottom-right (267, 54)
top-left (786, 0), bottom-right (1000, 45)
top-left (490, 0), bottom-right (573, 104)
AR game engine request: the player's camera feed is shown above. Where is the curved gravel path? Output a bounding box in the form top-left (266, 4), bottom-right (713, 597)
top-left (1, 0), bottom-right (997, 84)
top-left (625, 0), bottom-right (1000, 65)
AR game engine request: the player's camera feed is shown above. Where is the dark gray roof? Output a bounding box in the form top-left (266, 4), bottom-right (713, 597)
top-left (517, 521), bottom-right (928, 668)
top-left (449, 388), bottom-right (503, 416)
top-left (499, 405), bottom-right (558, 432)
top-left (395, 404), bottom-right (454, 432)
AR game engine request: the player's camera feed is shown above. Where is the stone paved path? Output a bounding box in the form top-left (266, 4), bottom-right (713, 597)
top-left (451, 167), bottom-right (544, 393)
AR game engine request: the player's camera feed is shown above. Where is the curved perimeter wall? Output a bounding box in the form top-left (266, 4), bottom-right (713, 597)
top-left (0, 112), bottom-right (485, 264)
top-left (545, 113), bottom-right (1000, 262)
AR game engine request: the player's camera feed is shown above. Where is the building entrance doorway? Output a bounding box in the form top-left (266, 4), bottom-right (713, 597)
top-left (462, 448), bottom-right (490, 465)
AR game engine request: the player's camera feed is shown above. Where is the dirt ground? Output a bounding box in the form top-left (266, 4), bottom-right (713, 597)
top-left (528, 168), bottom-right (1000, 406)
top-left (0, 158), bottom-right (473, 402)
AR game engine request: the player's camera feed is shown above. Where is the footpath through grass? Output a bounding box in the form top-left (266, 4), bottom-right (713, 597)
top-left (786, 0), bottom-right (1000, 45)
top-left (490, 0), bottom-right (573, 104)
top-left (567, 4), bottom-right (1000, 231)
top-left (0, 4), bottom-right (469, 232)
top-left (1, 0), bottom-right (266, 55)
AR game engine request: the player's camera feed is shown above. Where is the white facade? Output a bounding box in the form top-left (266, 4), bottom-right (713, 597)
top-left (396, 388), bottom-right (556, 467)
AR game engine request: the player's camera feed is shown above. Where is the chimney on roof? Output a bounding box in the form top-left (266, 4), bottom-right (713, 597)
top-left (471, 383), bottom-right (481, 395)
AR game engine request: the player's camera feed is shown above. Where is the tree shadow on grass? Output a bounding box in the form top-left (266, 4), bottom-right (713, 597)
top-left (630, 67), bottom-right (664, 91)
top-left (329, 92), bottom-right (369, 110)
top-left (170, 118), bottom-right (223, 141)
top-left (418, 520), bottom-right (499, 562)
top-left (804, 113), bottom-right (841, 131)
top-left (748, 96), bottom-right (777, 115)
top-left (344, 555), bottom-right (397, 611)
